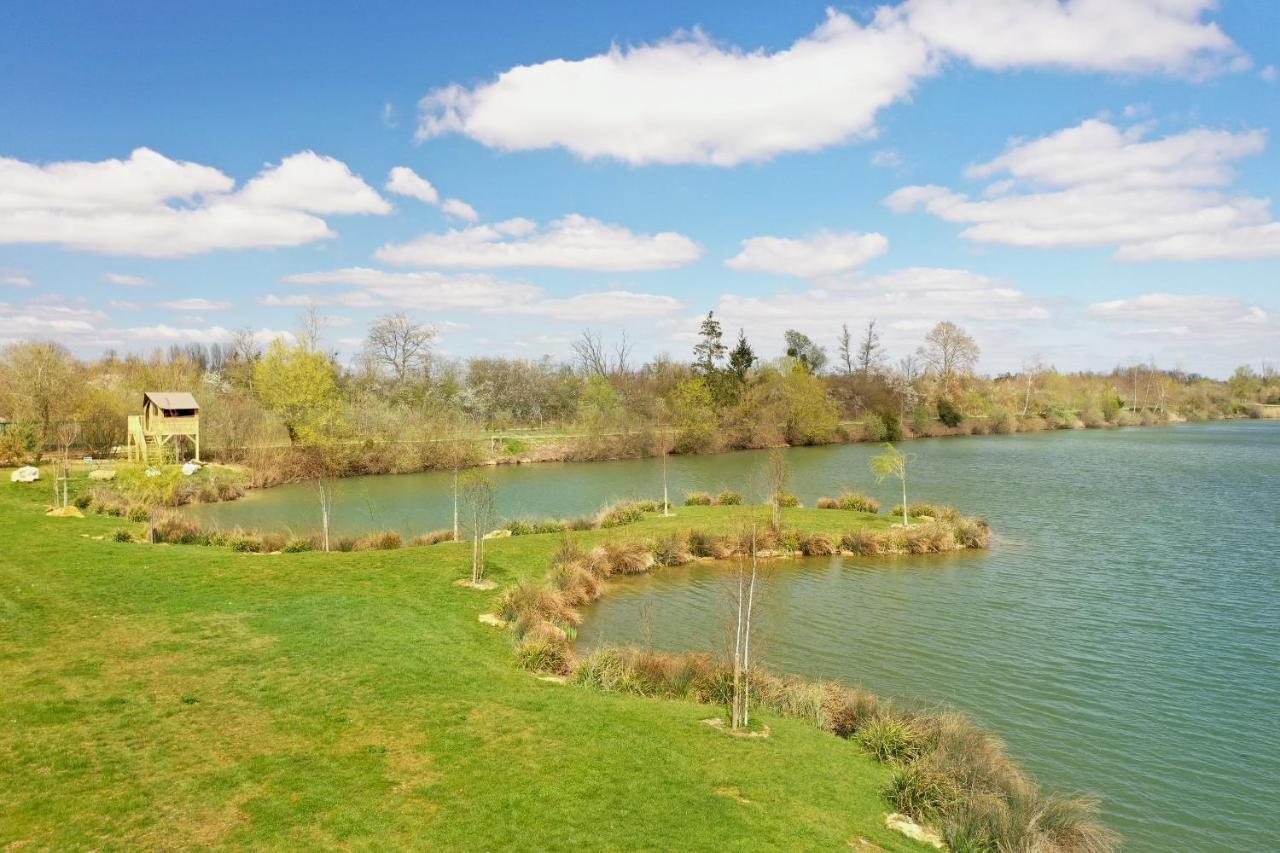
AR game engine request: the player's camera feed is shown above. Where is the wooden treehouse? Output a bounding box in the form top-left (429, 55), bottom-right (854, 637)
top-left (127, 392), bottom-right (201, 464)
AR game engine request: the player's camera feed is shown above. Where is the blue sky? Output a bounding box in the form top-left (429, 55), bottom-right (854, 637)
top-left (1, 0), bottom-right (1277, 375)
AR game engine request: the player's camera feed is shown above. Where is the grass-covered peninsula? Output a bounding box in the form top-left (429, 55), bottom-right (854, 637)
top-left (1, 468), bottom-right (1113, 851)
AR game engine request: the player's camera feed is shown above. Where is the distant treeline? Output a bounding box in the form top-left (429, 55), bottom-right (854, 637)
top-left (1, 311), bottom-right (1276, 476)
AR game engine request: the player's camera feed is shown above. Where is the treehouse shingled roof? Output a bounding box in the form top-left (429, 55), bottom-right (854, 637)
top-left (128, 392), bottom-right (201, 463)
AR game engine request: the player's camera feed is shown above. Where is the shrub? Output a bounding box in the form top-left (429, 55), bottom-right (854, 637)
top-left (715, 489), bottom-right (742, 506)
top-left (283, 538), bottom-right (313, 553)
top-left (112, 528), bottom-right (133, 543)
top-left (126, 504), bottom-right (151, 523)
top-left (72, 492), bottom-right (93, 510)
top-left (334, 536), bottom-right (358, 552)
top-left (357, 530), bottom-right (403, 551)
top-left (682, 491), bottom-right (712, 506)
top-left (548, 560), bottom-right (601, 607)
top-left (565, 516), bottom-right (596, 531)
top-left (772, 492), bottom-right (800, 508)
top-left (858, 716), bottom-right (924, 762)
top-left (862, 412), bottom-right (888, 442)
top-left (816, 497), bottom-right (839, 509)
top-left (911, 406), bottom-right (934, 436)
top-left (410, 528), bottom-right (456, 546)
top-left (991, 409), bottom-right (1017, 434)
top-left (937, 398), bottom-right (964, 428)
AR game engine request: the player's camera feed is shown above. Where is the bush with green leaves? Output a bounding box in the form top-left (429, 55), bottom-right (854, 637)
top-left (936, 398), bottom-right (964, 428)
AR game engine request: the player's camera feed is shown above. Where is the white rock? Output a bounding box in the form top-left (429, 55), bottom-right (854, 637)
top-left (10, 466), bottom-right (40, 483)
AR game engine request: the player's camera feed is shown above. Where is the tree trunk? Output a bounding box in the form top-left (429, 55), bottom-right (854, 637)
top-left (901, 475), bottom-right (908, 527)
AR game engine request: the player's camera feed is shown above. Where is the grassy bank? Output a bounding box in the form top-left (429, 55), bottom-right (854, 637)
top-left (2, 473), bottom-right (947, 850)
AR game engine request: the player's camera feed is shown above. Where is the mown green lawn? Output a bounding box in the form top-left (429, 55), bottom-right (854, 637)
top-left (0, 470), bottom-right (923, 850)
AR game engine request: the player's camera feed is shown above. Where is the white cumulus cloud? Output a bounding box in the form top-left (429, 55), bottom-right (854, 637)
top-left (385, 166), bottom-right (440, 205)
top-left (0, 148), bottom-right (389, 257)
top-left (441, 197), bottom-right (479, 222)
top-left (726, 231), bottom-right (889, 278)
top-left (417, 3), bottom-right (1242, 166)
top-left (375, 214), bottom-right (700, 271)
top-left (276, 266), bottom-right (682, 321)
top-left (885, 119), bottom-right (1280, 261)
top-left (159, 297), bottom-right (233, 311)
top-left (103, 272), bottom-right (153, 287)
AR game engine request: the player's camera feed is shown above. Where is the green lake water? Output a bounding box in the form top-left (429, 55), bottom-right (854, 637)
top-left (190, 422), bottom-right (1280, 850)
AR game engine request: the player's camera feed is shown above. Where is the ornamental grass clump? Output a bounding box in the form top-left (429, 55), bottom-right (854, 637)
top-left (682, 491), bottom-right (713, 506)
top-left (891, 501), bottom-right (961, 522)
top-left (496, 578), bottom-right (577, 635)
top-left (586, 540), bottom-right (654, 576)
top-left (504, 517), bottom-right (569, 536)
top-left (149, 511), bottom-right (207, 545)
top-left (686, 529), bottom-right (735, 559)
top-left (858, 716), bottom-right (926, 763)
top-left (821, 686), bottom-right (881, 738)
top-left (772, 492), bottom-right (801, 508)
top-left (715, 489), bottom-right (742, 505)
top-left (841, 529), bottom-right (886, 556)
top-left (514, 638), bottom-right (571, 675)
top-left (649, 533), bottom-right (693, 567)
top-left (798, 531), bottom-right (837, 556)
top-left (409, 529), bottom-right (455, 546)
top-left (596, 500), bottom-right (652, 528)
top-left (356, 530), bottom-right (403, 550)
top-left (818, 492), bottom-right (880, 513)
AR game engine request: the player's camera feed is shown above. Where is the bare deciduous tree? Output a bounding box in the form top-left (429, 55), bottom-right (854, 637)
top-left (918, 321), bottom-right (979, 389)
top-left (1021, 353), bottom-right (1046, 416)
top-left (731, 521), bottom-right (760, 731)
top-left (572, 329), bottom-right (610, 377)
top-left (460, 470), bottom-right (496, 584)
top-left (766, 447), bottom-right (788, 530)
top-left (364, 312), bottom-right (435, 385)
top-left (857, 319), bottom-right (884, 376)
top-left (837, 323), bottom-right (854, 375)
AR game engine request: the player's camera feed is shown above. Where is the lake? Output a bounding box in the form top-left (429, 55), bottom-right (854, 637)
top-left (191, 422), bottom-right (1280, 850)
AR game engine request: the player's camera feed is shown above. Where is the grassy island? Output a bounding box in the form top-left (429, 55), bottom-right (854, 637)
top-left (0, 471), bottom-right (1111, 851)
